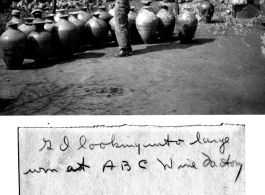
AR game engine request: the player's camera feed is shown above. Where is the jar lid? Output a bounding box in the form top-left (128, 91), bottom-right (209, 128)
top-left (31, 9), bottom-right (43, 15)
top-left (92, 12), bottom-right (100, 17)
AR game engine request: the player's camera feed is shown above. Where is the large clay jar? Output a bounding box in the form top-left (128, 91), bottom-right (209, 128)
top-left (32, 9), bottom-right (45, 23)
top-left (85, 12), bottom-right (108, 45)
top-left (176, 9), bottom-right (198, 44)
top-left (0, 23), bottom-right (27, 69)
top-left (136, 1), bottom-right (159, 44)
top-left (199, 0), bottom-right (214, 23)
top-left (97, 6), bottom-right (113, 24)
top-left (128, 6), bottom-right (141, 41)
top-left (18, 18), bottom-right (35, 36)
top-left (78, 7), bottom-right (92, 23)
top-left (28, 22), bottom-right (53, 65)
top-left (157, 4), bottom-right (175, 40)
top-left (5, 10), bottom-right (24, 30)
top-left (54, 9), bottom-right (65, 22)
top-left (68, 12), bottom-right (86, 46)
top-left (44, 14), bottom-right (57, 58)
top-left (54, 15), bottom-right (78, 58)
top-left (18, 18), bottom-right (36, 59)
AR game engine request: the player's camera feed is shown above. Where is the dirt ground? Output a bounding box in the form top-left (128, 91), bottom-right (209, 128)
top-left (1, 2), bottom-right (265, 115)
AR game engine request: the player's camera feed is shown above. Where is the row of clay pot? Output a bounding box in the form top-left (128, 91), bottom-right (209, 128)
top-left (108, 2), bottom-right (176, 44)
top-left (123, 1), bottom-right (198, 44)
top-left (0, 2), bottom-right (202, 69)
top-left (0, 7), bottom-right (113, 69)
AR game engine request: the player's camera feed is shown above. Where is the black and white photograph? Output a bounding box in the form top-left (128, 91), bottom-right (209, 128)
top-left (0, 0), bottom-right (265, 195)
top-left (1, 0), bottom-right (265, 114)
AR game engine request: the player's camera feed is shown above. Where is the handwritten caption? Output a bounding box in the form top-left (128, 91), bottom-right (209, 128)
top-left (22, 131), bottom-right (242, 183)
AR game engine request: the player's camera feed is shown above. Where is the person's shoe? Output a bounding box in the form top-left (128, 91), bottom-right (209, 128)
top-left (114, 50), bottom-right (130, 57)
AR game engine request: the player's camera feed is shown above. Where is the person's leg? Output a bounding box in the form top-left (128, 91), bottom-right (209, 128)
top-left (115, 11), bottom-right (129, 50)
top-left (114, 1), bottom-right (131, 56)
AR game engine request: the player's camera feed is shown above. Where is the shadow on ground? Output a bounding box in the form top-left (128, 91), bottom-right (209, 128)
top-left (14, 52), bottom-right (105, 70)
top-left (133, 37), bottom-right (215, 55)
top-left (0, 98), bottom-right (14, 112)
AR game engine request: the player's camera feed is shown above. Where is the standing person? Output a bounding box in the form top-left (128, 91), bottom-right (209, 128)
top-left (114, 0), bottom-right (132, 57)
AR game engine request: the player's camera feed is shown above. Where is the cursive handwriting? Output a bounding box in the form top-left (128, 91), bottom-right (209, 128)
top-left (77, 135), bottom-right (87, 150)
top-left (24, 167), bottom-right (57, 174)
top-left (60, 136), bottom-right (70, 151)
top-left (66, 157), bottom-right (90, 172)
top-left (202, 152), bottom-right (243, 183)
top-left (39, 138), bottom-right (53, 151)
top-left (89, 134), bottom-right (184, 155)
top-left (190, 132), bottom-right (229, 154)
top-left (143, 134), bottom-right (184, 148)
top-left (157, 158), bottom-right (173, 170)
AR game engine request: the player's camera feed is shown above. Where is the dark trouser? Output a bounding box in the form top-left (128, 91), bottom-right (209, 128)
top-left (114, 0), bottom-right (131, 51)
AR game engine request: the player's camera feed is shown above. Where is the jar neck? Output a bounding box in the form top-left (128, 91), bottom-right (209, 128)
top-left (92, 13), bottom-right (100, 19)
top-left (46, 17), bottom-right (55, 22)
top-left (8, 23), bottom-right (19, 30)
top-left (161, 6), bottom-right (168, 10)
top-left (25, 19), bottom-right (34, 25)
top-left (60, 16), bottom-right (69, 21)
top-left (56, 10), bottom-right (65, 14)
top-left (35, 23), bottom-right (45, 31)
top-left (80, 8), bottom-right (87, 12)
top-left (69, 13), bottom-right (78, 19)
top-left (33, 13), bottom-right (42, 19)
top-left (12, 15), bottom-right (20, 19)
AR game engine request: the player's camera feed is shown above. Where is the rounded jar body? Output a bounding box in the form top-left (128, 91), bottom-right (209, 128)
top-left (136, 6), bottom-right (159, 44)
top-left (85, 15), bottom-right (108, 45)
top-left (0, 24), bottom-right (27, 69)
top-left (78, 8), bottom-right (92, 23)
top-left (5, 10), bottom-right (24, 30)
top-left (54, 16), bottom-right (78, 57)
top-left (69, 13), bottom-right (86, 46)
top-left (128, 8), bottom-right (141, 41)
top-left (176, 10), bottom-right (198, 43)
top-left (157, 6), bottom-right (175, 40)
top-left (54, 9), bottom-right (65, 22)
top-left (28, 22), bottom-right (53, 64)
top-left (44, 14), bottom-right (56, 33)
top-left (18, 18), bottom-right (35, 36)
top-left (199, 1), bottom-right (214, 23)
